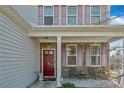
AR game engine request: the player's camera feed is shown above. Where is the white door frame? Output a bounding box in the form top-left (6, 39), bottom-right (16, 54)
top-left (42, 48), bottom-right (56, 78)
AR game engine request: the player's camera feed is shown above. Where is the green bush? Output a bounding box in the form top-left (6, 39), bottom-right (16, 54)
top-left (62, 82), bottom-right (76, 88)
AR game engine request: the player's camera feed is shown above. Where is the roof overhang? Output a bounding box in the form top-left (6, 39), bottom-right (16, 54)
top-left (29, 26), bottom-right (124, 37)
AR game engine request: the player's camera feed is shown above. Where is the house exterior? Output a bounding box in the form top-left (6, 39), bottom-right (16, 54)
top-left (37, 5), bottom-right (110, 86)
top-left (0, 5), bottom-right (124, 88)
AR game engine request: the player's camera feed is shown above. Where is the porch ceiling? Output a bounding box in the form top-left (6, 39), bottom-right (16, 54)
top-left (36, 36), bottom-right (122, 42)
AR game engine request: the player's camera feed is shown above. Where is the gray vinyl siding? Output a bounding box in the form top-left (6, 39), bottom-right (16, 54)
top-left (13, 5), bottom-right (38, 26)
top-left (0, 16), bottom-right (2, 87)
top-left (0, 13), bottom-right (40, 88)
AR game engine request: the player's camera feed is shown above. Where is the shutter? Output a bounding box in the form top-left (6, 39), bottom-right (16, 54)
top-left (38, 6), bottom-right (43, 25)
top-left (101, 43), bottom-right (108, 66)
top-left (61, 5), bottom-right (66, 25)
top-left (85, 44), bottom-right (90, 66)
top-left (77, 44), bottom-right (83, 66)
top-left (84, 5), bottom-right (90, 25)
top-left (78, 5), bottom-right (83, 25)
top-left (101, 5), bottom-right (108, 25)
top-left (54, 5), bottom-right (59, 25)
top-left (62, 44), bottom-right (66, 66)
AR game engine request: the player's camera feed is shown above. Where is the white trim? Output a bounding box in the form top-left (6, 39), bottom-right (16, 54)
top-left (76, 5), bottom-right (78, 25)
top-left (56, 36), bottom-right (62, 87)
top-left (66, 5), bottom-right (78, 25)
top-left (66, 44), bottom-right (77, 67)
top-left (40, 40), bottom-right (109, 43)
top-left (42, 48), bottom-right (56, 78)
top-left (100, 5), bottom-right (102, 24)
top-left (90, 5), bottom-right (101, 24)
top-left (66, 5), bottom-right (67, 24)
top-left (90, 44), bottom-right (101, 67)
top-left (43, 5), bottom-right (54, 25)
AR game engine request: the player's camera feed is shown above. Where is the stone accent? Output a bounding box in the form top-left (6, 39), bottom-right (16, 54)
top-left (62, 66), bottom-right (109, 79)
top-left (54, 5), bottom-right (59, 25)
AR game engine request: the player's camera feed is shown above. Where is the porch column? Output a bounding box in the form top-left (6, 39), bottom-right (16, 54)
top-left (56, 36), bottom-right (62, 87)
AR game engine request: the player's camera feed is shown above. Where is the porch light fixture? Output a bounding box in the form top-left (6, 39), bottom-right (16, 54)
top-left (44, 37), bottom-right (48, 39)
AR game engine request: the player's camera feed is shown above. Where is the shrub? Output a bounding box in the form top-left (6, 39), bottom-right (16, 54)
top-left (62, 82), bottom-right (76, 88)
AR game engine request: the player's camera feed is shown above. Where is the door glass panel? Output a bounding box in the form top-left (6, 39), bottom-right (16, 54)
top-left (49, 51), bottom-right (53, 54)
top-left (45, 51), bottom-right (48, 54)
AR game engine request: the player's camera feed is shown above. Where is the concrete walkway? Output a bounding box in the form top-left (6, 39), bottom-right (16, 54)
top-left (28, 81), bottom-right (56, 88)
top-left (29, 79), bottom-right (120, 88)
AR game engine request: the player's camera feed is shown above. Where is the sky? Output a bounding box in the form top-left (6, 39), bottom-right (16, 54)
top-left (109, 6), bottom-right (124, 51)
top-left (110, 5), bottom-right (124, 25)
top-left (110, 5), bottom-right (124, 56)
top-left (111, 5), bottom-right (124, 16)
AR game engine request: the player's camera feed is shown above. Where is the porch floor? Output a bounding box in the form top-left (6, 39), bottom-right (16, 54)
top-left (63, 78), bottom-right (120, 88)
top-left (28, 79), bottom-right (120, 88)
top-left (28, 81), bottom-right (56, 88)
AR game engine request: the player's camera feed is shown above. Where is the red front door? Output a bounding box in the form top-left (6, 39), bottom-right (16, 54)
top-left (43, 50), bottom-right (55, 77)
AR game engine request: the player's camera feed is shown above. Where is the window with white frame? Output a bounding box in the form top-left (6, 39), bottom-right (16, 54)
top-left (67, 6), bottom-right (76, 25)
top-left (44, 6), bottom-right (53, 25)
top-left (90, 45), bottom-right (101, 66)
top-left (91, 6), bottom-right (100, 24)
top-left (66, 45), bottom-right (77, 66)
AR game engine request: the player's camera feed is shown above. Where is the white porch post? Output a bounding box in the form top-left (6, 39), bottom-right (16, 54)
top-left (56, 36), bottom-right (62, 87)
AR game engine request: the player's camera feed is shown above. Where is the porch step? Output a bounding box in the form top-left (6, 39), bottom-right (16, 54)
top-left (43, 78), bottom-right (56, 81)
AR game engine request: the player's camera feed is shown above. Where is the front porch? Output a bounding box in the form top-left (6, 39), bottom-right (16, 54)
top-left (28, 78), bottom-right (120, 88)
top-left (40, 42), bottom-right (109, 78)
top-left (29, 26), bottom-right (124, 87)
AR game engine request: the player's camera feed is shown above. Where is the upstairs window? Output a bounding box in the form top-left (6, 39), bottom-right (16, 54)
top-left (91, 6), bottom-right (100, 24)
top-left (67, 6), bottom-right (76, 25)
top-left (44, 6), bottom-right (53, 25)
